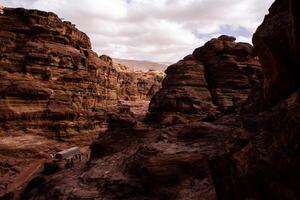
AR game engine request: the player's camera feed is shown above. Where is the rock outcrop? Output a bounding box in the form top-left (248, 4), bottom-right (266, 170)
top-left (100, 55), bottom-right (165, 102)
top-left (0, 8), bottom-right (111, 139)
top-left (253, 0), bottom-right (300, 107)
top-left (148, 36), bottom-right (261, 124)
top-left (225, 0), bottom-right (300, 198)
top-left (0, 8), bottom-right (163, 139)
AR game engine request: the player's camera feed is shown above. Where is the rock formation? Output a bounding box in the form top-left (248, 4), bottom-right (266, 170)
top-left (253, 0), bottom-right (300, 107)
top-left (228, 0), bottom-right (300, 198)
top-left (99, 55), bottom-right (165, 102)
top-left (4, 0), bottom-right (300, 199)
top-left (148, 36), bottom-right (261, 124)
top-left (0, 8), bottom-right (163, 139)
top-left (18, 38), bottom-right (263, 199)
top-left (0, 8), bottom-right (109, 139)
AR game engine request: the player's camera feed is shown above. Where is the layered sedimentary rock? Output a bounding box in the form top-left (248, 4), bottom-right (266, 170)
top-left (0, 8), bottom-right (162, 138)
top-left (0, 8), bottom-right (109, 138)
top-left (148, 36), bottom-right (261, 124)
top-left (18, 39), bottom-right (262, 199)
top-left (100, 55), bottom-right (164, 101)
top-left (16, 1), bottom-right (300, 199)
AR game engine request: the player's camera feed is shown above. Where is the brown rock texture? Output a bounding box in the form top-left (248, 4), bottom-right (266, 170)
top-left (100, 55), bottom-right (165, 102)
top-left (253, 0), bottom-right (300, 107)
top-left (0, 8), bottom-right (163, 139)
top-left (221, 0), bottom-right (300, 198)
top-left (0, 8), bottom-right (112, 139)
top-left (23, 118), bottom-right (243, 200)
top-left (17, 37), bottom-right (262, 199)
top-left (8, 1), bottom-right (300, 200)
top-left (148, 36), bottom-right (261, 124)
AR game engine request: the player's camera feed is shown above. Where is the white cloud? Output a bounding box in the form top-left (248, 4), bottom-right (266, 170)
top-left (1, 0), bottom-right (274, 62)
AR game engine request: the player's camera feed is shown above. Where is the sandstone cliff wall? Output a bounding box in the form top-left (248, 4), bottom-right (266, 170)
top-left (0, 8), bottom-right (162, 138)
top-left (99, 55), bottom-right (164, 102)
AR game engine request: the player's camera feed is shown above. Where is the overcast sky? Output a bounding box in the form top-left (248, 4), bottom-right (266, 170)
top-left (1, 0), bottom-right (274, 62)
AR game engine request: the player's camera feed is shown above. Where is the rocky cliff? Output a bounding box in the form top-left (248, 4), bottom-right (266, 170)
top-left (0, 8), bottom-right (163, 139)
top-left (100, 55), bottom-right (164, 102)
top-left (253, 0), bottom-right (300, 107)
top-left (147, 35), bottom-right (261, 124)
top-left (231, 0), bottom-right (300, 198)
top-left (19, 37), bottom-right (263, 199)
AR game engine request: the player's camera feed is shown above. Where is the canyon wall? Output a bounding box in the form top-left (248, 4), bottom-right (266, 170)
top-left (99, 55), bottom-right (164, 102)
top-left (253, 0), bottom-right (300, 107)
top-left (22, 36), bottom-right (264, 199)
top-left (10, 0), bottom-right (300, 199)
top-left (0, 8), bottom-right (162, 139)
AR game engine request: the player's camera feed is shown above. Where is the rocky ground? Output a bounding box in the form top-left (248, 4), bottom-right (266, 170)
top-left (0, 134), bottom-right (72, 195)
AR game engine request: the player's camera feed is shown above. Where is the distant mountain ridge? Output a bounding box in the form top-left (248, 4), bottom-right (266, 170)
top-left (113, 58), bottom-right (171, 72)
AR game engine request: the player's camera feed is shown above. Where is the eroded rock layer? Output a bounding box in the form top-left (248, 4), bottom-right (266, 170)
top-left (0, 8), bottom-right (163, 139)
top-left (99, 55), bottom-right (165, 102)
top-left (9, 0), bottom-right (300, 199)
top-left (148, 36), bottom-right (261, 124)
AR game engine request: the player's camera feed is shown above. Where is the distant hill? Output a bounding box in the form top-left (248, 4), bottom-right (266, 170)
top-left (113, 58), bottom-right (171, 72)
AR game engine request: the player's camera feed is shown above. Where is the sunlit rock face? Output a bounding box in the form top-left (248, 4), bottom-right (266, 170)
top-left (0, 8), bottom-right (163, 138)
top-left (99, 54), bottom-right (165, 103)
top-left (147, 35), bottom-right (261, 125)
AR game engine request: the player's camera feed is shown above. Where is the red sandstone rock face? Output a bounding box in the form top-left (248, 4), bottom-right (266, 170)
top-left (148, 36), bottom-right (261, 124)
top-left (0, 8), bottom-right (111, 138)
top-left (100, 55), bottom-right (164, 102)
top-left (0, 8), bottom-right (163, 138)
top-left (12, 1), bottom-right (300, 199)
top-left (19, 37), bottom-right (262, 200)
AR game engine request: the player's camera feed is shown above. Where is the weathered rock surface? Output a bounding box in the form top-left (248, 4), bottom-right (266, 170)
top-left (0, 8), bottom-right (163, 139)
top-left (100, 55), bottom-right (165, 102)
top-left (0, 8), bottom-right (114, 138)
top-left (17, 36), bottom-right (262, 199)
top-left (253, 0), bottom-right (300, 107)
top-left (148, 36), bottom-right (261, 124)
top-left (8, 0), bottom-right (300, 199)
top-left (23, 118), bottom-right (244, 200)
top-left (223, 0), bottom-right (300, 198)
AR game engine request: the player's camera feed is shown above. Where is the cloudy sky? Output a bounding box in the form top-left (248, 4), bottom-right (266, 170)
top-left (1, 0), bottom-right (274, 62)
